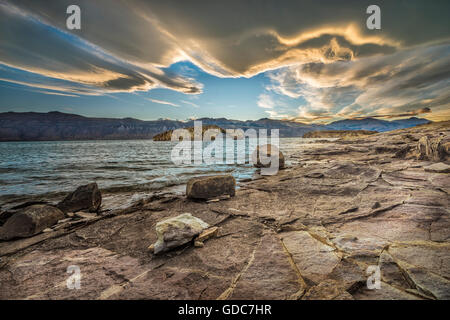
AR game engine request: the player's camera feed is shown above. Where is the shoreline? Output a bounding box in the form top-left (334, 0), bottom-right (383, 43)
top-left (0, 121), bottom-right (449, 299)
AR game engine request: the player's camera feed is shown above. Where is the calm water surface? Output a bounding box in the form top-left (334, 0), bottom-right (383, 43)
top-left (0, 138), bottom-right (321, 207)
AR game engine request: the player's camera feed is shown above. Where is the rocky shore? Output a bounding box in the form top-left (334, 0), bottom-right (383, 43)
top-left (303, 130), bottom-right (377, 139)
top-left (0, 121), bottom-right (449, 300)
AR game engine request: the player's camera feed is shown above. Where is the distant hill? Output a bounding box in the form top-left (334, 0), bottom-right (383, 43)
top-left (0, 111), bottom-right (431, 141)
top-left (303, 130), bottom-right (378, 138)
top-left (325, 117), bottom-right (430, 132)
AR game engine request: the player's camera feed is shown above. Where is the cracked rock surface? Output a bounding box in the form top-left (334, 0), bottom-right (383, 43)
top-left (0, 121), bottom-right (449, 300)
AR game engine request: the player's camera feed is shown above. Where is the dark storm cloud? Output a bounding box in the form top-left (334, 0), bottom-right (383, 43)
top-left (6, 0), bottom-right (450, 77)
top-left (0, 0), bottom-right (449, 120)
top-left (0, 1), bottom-right (202, 94)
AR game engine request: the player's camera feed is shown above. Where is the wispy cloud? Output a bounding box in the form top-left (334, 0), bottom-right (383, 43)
top-left (257, 93), bottom-right (276, 109)
top-left (144, 98), bottom-right (179, 107)
top-left (181, 100), bottom-right (200, 108)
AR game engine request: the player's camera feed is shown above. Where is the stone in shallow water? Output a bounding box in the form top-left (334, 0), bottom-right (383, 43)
top-left (150, 213), bottom-right (209, 254)
top-left (0, 205), bottom-right (64, 240)
top-left (251, 144), bottom-right (285, 170)
top-left (186, 175), bottom-right (236, 200)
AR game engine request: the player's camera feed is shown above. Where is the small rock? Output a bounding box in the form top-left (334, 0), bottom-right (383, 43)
top-left (206, 195), bottom-right (231, 203)
top-left (74, 211), bottom-right (97, 220)
top-left (43, 228), bottom-right (53, 233)
top-left (195, 226), bottom-right (219, 242)
top-left (424, 162), bottom-right (450, 173)
top-left (372, 202), bottom-right (381, 209)
top-left (0, 205), bottom-right (64, 240)
top-left (66, 212), bottom-right (75, 218)
top-left (150, 213), bottom-right (209, 254)
top-left (194, 241), bottom-right (204, 248)
top-left (186, 175), bottom-right (236, 200)
top-left (305, 172), bottom-right (324, 178)
top-left (57, 183), bottom-right (102, 213)
top-left (57, 218), bottom-right (72, 224)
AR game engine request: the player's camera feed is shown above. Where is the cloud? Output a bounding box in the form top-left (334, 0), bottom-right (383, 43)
top-left (181, 100), bottom-right (200, 108)
top-left (0, 2), bottom-right (203, 95)
top-left (265, 43), bottom-right (450, 123)
top-left (5, 0), bottom-right (450, 78)
top-left (143, 98), bottom-right (179, 107)
top-left (0, 0), bottom-right (449, 123)
top-left (257, 93), bottom-right (276, 109)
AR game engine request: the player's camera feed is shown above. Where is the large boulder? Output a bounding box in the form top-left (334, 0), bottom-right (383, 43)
top-left (252, 144), bottom-right (285, 169)
top-left (416, 136), bottom-right (449, 162)
top-left (57, 183), bottom-right (102, 213)
top-left (186, 175), bottom-right (235, 200)
top-left (149, 213), bottom-right (209, 254)
top-left (0, 205), bottom-right (64, 240)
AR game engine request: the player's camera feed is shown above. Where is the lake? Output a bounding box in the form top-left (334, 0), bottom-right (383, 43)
top-left (0, 138), bottom-right (323, 208)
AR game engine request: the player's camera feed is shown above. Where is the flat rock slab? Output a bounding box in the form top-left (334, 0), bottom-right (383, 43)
top-left (0, 247), bottom-right (148, 300)
top-left (229, 231), bottom-right (303, 299)
top-left (281, 231), bottom-right (340, 285)
top-left (302, 279), bottom-right (354, 300)
top-left (424, 162), bottom-right (450, 173)
top-left (352, 282), bottom-right (421, 300)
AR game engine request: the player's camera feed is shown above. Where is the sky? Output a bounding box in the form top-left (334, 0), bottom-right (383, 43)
top-left (0, 0), bottom-right (449, 123)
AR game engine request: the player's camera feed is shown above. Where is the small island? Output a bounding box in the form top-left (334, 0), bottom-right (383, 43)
top-left (153, 125), bottom-right (226, 141)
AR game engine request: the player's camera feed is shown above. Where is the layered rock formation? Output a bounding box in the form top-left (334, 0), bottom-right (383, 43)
top-left (0, 121), bottom-right (448, 300)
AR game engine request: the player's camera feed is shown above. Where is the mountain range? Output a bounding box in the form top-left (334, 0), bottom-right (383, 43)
top-left (0, 111), bottom-right (431, 141)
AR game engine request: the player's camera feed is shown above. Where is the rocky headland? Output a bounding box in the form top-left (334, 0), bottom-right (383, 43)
top-left (303, 130), bottom-right (378, 139)
top-left (0, 121), bottom-right (449, 300)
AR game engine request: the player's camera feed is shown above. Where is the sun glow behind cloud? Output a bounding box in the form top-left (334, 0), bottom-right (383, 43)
top-left (0, 0), bottom-right (449, 122)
